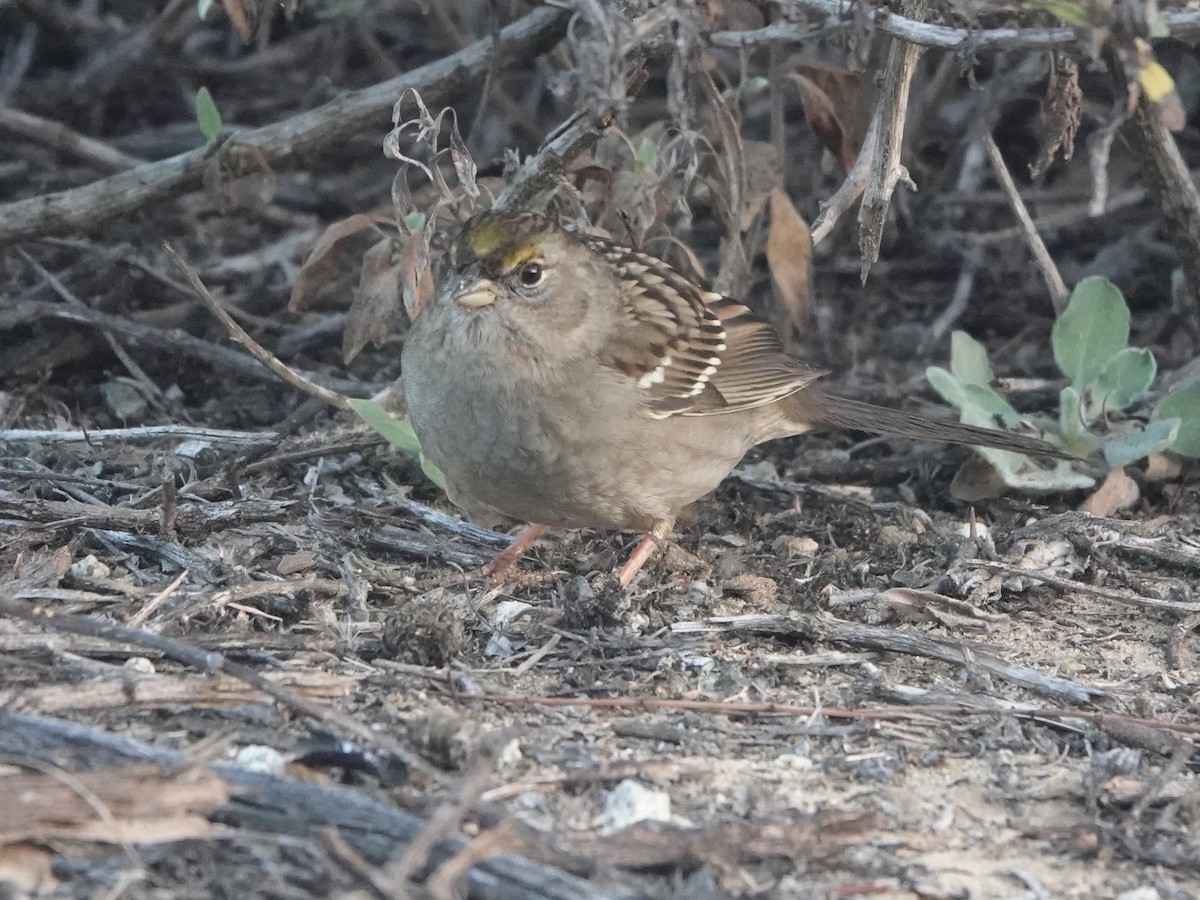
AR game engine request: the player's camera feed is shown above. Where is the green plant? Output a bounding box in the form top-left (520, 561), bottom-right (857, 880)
top-left (346, 397), bottom-right (445, 489)
top-left (928, 276), bottom-right (1200, 492)
top-left (195, 87), bottom-right (222, 145)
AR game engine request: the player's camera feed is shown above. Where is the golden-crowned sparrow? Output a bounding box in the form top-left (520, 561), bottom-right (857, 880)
top-left (401, 211), bottom-right (1067, 585)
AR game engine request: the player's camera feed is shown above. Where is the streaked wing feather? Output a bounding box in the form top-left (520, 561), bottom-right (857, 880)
top-left (583, 234), bottom-right (822, 417)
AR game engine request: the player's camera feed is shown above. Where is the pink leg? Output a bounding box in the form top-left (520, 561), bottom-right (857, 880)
top-left (482, 524), bottom-right (548, 579)
top-left (616, 518), bottom-right (675, 588)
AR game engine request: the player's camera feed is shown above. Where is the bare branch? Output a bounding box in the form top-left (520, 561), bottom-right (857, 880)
top-left (856, 0), bottom-right (926, 279)
top-left (0, 7), bottom-right (569, 245)
top-left (713, 2), bottom-right (1200, 53)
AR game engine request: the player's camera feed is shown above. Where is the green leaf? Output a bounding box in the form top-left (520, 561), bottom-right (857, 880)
top-left (1059, 385), bottom-right (1084, 443)
top-left (634, 138), bottom-right (658, 173)
top-left (1149, 14), bottom-right (1170, 38)
top-left (1090, 347), bottom-right (1156, 415)
top-left (926, 366), bottom-right (970, 409)
top-left (1052, 276), bottom-right (1130, 388)
top-left (949, 331), bottom-right (993, 386)
top-left (963, 383), bottom-right (1021, 428)
top-left (1103, 419), bottom-right (1179, 468)
top-left (984, 458), bottom-right (1099, 494)
top-left (1153, 380), bottom-right (1200, 457)
top-left (403, 211), bottom-right (426, 232)
top-left (195, 87), bottom-right (222, 144)
top-left (346, 397), bottom-right (445, 488)
top-left (1023, 0), bottom-right (1101, 26)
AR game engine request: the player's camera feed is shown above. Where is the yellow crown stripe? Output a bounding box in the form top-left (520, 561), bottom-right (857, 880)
top-left (467, 221), bottom-right (541, 270)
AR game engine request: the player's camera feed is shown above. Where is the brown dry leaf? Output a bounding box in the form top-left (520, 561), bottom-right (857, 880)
top-left (950, 457), bottom-right (1008, 502)
top-left (343, 236), bottom-right (404, 364)
top-left (0, 842), bottom-right (56, 896)
top-left (1142, 451), bottom-right (1182, 482)
top-left (766, 187), bottom-right (813, 344)
top-left (878, 587), bottom-right (1010, 632)
top-left (290, 213), bottom-right (388, 312)
top-left (1030, 55), bottom-right (1082, 177)
top-left (400, 228), bottom-right (435, 321)
top-left (788, 72), bottom-right (858, 173)
top-left (218, 0), bottom-right (252, 41)
top-left (1079, 466), bottom-right (1140, 516)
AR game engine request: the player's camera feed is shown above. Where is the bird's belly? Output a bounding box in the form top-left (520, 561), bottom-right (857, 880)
top-left (406, 371), bottom-right (750, 530)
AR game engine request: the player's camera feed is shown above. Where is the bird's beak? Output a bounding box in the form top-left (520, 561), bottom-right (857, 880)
top-left (451, 279), bottom-right (497, 311)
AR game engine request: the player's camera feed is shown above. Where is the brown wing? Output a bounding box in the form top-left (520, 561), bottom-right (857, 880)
top-left (581, 234), bottom-right (824, 418)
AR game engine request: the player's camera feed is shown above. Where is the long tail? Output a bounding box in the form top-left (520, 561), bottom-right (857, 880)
top-left (808, 394), bottom-right (1072, 460)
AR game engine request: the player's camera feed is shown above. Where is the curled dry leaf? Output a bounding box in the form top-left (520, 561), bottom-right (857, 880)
top-left (950, 456), bottom-right (1008, 502)
top-left (788, 71), bottom-right (859, 174)
top-left (343, 237), bottom-right (405, 365)
top-left (400, 227), bottom-right (435, 321)
top-left (289, 213), bottom-right (390, 312)
top-left (1142, 451), bottom-right (1182, 482)
top-left (1030, 55), bottom-right (1082, 178)
top-left (877, 587), bottom-right (1010, 633)
top-left (1079, 466), bottom-right (1140, 517)
top-left (766, 187), bottom-right (813, 347)
top-left (218, 0), bottom-right (252, 41)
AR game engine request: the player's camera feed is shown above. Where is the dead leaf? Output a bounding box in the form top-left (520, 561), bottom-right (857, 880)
top-left (290, 213), bottom-right (388, 312)
top-left (217, 0), bottom-right (252, 41)
top-left (739, 140), bottom-right (780, 231)
top-left (950, 456), bottom-right (1008, 502)
top-left (1030, 55), bottom-right (1082, 177)
top-left (1079, 466), bottom-right (1139, 516)
top-left (788, 72), bottom-right (858, 173)
top-left (1142, 452), bottom-right (1182, 482)
top-left (877, 587), bottom-right (1009, 632)
top-left (1137, 38), bottom-right (1186, 132)
top-left (400, 228), bottom-right (435, 321)
top-left (766, 187), bottom-right (813, 345)
top-left (0, 842), bottom-right (56, 896)
top-left (343, 236), bottom-right (404, 364)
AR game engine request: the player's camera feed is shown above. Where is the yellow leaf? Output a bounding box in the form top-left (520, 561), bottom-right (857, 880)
top-left (1140, 59), bottom-right (1176, 104)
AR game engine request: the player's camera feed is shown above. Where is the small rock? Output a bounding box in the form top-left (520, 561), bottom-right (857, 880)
top-left (661, 542), bottom-right (707, 575)
top-left (723, 573), bottom-right (778, 604)
top-left (880, 525), bottom-right (918, 548)
top-left (772, 535), bottom-right (819, 558)
top-left (123, 657), bottom-right (156, 674)
top-left (66, 554), bottom-right (110, 583)
top-left (100, 379), bottom-right (148, 422)
top-left (234, 745), bottom-right (286, 774)
top-left (600, 779), bottom-right (671, 834)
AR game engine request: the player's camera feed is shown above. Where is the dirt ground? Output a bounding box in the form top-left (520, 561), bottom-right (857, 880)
top-left (1, 2), bottom-right (1199, 899)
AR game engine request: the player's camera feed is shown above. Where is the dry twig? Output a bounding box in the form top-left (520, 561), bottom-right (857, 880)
top-left (0, 7), bottom-right (569, 244)
top-left (980, 130), bottom-right (1069, 312)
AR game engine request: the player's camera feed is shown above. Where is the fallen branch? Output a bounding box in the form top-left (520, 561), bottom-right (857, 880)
top-left (0, 711), bottom-right (633, 900)
top-left (712, 2), bottom-right (1200, 53)
top-left (0, 594), bottom-right (445, 783)
top-left (674, 612), bottom-right (1106, 703)
top-left (0, 6), bottom-right (570, 244)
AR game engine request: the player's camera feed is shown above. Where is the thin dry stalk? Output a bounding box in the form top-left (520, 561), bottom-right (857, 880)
top-left (164, 243), bottom-right (352, 410)
top-left (980, 130), bottom-right (1069, 312)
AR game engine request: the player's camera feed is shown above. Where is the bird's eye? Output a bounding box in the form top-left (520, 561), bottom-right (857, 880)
top-left (517, 261), bottom-right (544, 287)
